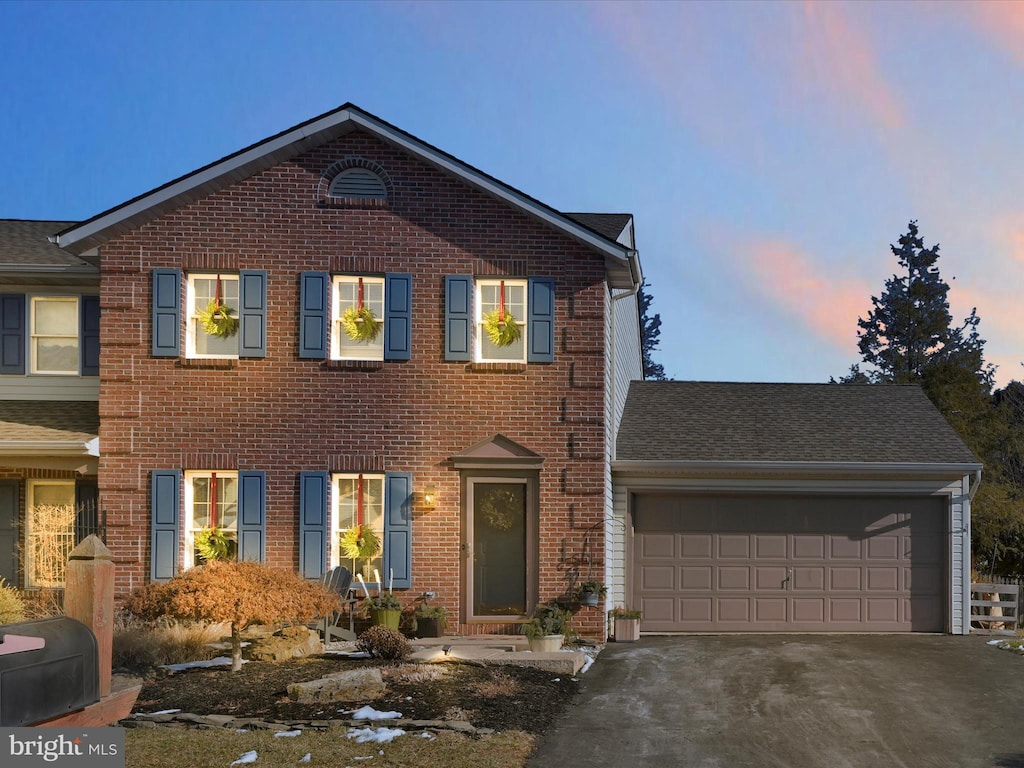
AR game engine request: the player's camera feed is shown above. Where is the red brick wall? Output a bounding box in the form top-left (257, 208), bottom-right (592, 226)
top-left (98, 130), bottom-right (610, 638)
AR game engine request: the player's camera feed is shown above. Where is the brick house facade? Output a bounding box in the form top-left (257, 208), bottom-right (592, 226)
top-left (54, 105), bottom-right (644, 639)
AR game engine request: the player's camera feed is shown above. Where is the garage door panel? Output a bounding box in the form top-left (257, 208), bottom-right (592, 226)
top-left (681, 566), bottom-right (712, 590)
top-left (633, 494), bottom-right (946, 632)
top-left (755, 535), bottom-right (787, 558)
top-left (682, 534), bottom-right (713, 558)
top-left (718, 566), bottom-right (750, 590)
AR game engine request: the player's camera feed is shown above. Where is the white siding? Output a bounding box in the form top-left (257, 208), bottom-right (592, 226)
top-left (949, 474), bottom-right (972, 635)
top-left (611, 291), bottom-right (642, 442)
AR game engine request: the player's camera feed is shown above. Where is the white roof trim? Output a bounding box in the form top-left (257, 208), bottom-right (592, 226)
top-left (0, 440), bottom-right (97, 456)
top-left (612, 459), bottom-right (983, 478)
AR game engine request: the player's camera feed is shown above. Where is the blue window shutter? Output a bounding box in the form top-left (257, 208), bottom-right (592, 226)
top-left (299, 272), bottom-right (328, 359)
top-left (0, 294), bottom-right (25, 375)
top-left (237, 470), bottom-right (267, 562)
top-left (383, 472), bottom-right (413, 589)
top-left (151, 270), bottom-right (181, 357)
top-left (80, 295), bottom-right (100, 376)
top-left (444, 275), bottom-right (472, 361)
top-left (151, 470), bottom-right (181, 581)
top-left (384, 273), bottom-right (412, 361)
top-left (527, 277), bottom-right (555, 363)
top-left (298, 471), bottom-right (329, 579)
top-left (239, 270), bottom-right (267, 358)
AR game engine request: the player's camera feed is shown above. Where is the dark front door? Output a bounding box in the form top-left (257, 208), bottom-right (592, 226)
top-left (0, 481), bottom-right (18, 585)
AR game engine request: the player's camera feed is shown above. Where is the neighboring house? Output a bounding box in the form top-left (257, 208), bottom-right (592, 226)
top-left (50, 104), bottom-right (643, 638)
top-left (612, 382), bottom-right (982, 635)
top-left (0, 220), bottom-right (101, 590)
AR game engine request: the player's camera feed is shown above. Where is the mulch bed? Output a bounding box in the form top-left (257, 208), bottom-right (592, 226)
top-left (132, 656), bottom-right (581, 734)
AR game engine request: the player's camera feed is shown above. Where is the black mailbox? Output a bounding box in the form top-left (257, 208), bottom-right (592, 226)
top-left (0, 617), bottom-right (99, 726)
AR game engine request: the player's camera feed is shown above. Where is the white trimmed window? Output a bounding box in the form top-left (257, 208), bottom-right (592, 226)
top-left (332, 473), bottom-right (384, 581)
top-left (30, 296), bottom-right (79, 374)
top-left (184, 471), bottom-right (238, 567)
top-left (332, 276), bottom-right (385, 361)
top-left (475, 279), bottom-right (526, 363)
top-left (186, 274), bottom-right (239, 358)
top-left (25, 480), bottom-right (76, 587)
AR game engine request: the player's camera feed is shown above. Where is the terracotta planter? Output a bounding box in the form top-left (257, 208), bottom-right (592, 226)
top-left (527, 634), bottom-right (563, 653)
top-left (369, 608), bottom-right (401, 631)
top-left (613, 618), bottom-right (640, 642)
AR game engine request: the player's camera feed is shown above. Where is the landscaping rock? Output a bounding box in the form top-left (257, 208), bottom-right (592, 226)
top-left (287, 668), bottom-right (385, 703)
top-left (246, 626), bottom-right (323, 662)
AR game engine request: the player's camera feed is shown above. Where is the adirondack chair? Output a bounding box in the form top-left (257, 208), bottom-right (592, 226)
top-left (319, 566), bottom-right (359, 642)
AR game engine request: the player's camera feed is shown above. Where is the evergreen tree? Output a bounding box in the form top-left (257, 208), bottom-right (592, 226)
top-left (638, 279), bottom-right (666, 380)
top-left (851, 220), bottom-right (993, 386)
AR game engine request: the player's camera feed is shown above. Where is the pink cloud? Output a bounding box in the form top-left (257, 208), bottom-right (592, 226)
top-left (965, 1), bottom-right (1024, 66)
top-left (798, 2), bottom-right (907, 132)
top-left (743, 238), bottom-right (872, 352)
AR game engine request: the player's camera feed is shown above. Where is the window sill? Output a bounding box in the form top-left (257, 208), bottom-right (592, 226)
top-left (177, 358), bottom-right (237, 369)
top-left (325, 359), bottom-right (385, 371)
top-left (467, 362), bottom-right (527, 374)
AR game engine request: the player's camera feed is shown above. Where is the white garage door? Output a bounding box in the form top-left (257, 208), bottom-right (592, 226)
top-left (632, 494), bottom-right (946, 632)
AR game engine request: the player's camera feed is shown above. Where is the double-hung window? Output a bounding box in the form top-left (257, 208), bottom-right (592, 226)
top-left (30, 297), bottom-right (79, 374)
top-left (183, 471), bottom-right (238, 567)
top-left (186, 274), bottom-right (239, 358)
top-left (333, 474), bottom-right (384, 580)
top-left (333, 276), bottom-right (385, 361)
top-left (475, 279), bottom-right (526, 363)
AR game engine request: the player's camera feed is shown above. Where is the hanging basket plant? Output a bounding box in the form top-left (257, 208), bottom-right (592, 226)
top-left (341, 305), bottom-right (382, 343)
top-left (195, 527), bottom-right (233, 562)
top-left (340, 523), bottom-right (382, 561)
top-left (198, 299), bottom-right (239, 339)
top-left (482, 309), bottom-right (521, 347)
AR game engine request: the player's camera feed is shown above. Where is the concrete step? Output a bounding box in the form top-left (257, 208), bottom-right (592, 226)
top-left (409, 644), bottom-right (586, 675)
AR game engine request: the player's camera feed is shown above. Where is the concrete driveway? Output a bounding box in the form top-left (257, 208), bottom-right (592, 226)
top-left (528, 635), bottom-right (1024, 768)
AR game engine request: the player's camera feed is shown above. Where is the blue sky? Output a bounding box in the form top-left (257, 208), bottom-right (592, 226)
top-left (3, 1), bottom-right (1023, 386)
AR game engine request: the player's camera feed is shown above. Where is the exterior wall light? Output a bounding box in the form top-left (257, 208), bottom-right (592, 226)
top-left (422, 484), bottom-right (437, 510)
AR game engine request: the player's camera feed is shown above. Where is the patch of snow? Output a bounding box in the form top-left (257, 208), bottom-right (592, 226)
top-left (551, 678), bottom-right (560, 682)
top-left (579, 655), bottom-right (595, 674)
top-left (350, 706), bottom-right (403, 720)
top-left (987, 639), bottom-right (1004, 645)
top-left (230, 750), bottom-right (258, 765)
top-left (274, 730), bottom-right (302, 738)
top-left (419, 732), bottom-right (435, 740)
top-left (161, 656), bottom-right (246, 671)
top-left (298, 755), bottom-right (311, 764)
top-left (322, 651), bottom-right (372, 659)
top-left (136, 708), bottom-right (180, 716)
top-left (346, 727), bottom-right (407, 744)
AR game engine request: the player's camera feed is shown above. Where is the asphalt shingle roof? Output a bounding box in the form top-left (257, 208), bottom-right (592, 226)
top-left (0, 219), bottom-right (89, 268)
top-left (617, 381), bottom-right (979, 465)
top-left (0, 401), bottom-right (99, 444)
top-left (563, 213), bottom-right (632, 244)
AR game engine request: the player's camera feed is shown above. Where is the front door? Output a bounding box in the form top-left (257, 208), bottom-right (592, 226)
top-left (0, 481), bottom-right (18, 585)
top-left (466, 478), bottom-right (530, 619)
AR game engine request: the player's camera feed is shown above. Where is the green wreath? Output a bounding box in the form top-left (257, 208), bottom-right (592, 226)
top-left (341, 305), bottom-right (382, 343)
top-left (340, 523), bottom-right (382, 561)
top-left (195, 527), bottom-right (233, 562)
top-left (482, 309), bottom-right (521, 347)
top-left (198, 299), bottom-right (239, 339)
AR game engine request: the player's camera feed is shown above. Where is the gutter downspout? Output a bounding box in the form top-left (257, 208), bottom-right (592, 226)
top-left (961, 468), bottom-right (982, 635)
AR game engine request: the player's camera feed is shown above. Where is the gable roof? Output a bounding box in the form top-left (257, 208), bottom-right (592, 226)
top-left (616, 381), bottom-right (980, 469)
top-left (0, 219), bottom-right (94, 273)
top-left (451, 434), bottom-right (544, 469)
top-left (53, 104), bottom-right (640, 287)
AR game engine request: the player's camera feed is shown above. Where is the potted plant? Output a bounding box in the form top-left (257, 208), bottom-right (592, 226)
top-left (524, 601), bottom-right (572, 652)
top-left (363, 591), bottom-right (402, 631)
top-left (575, 580), bottom-right (607, 607)
top-left (411, 601), bottom-right (448, 638)
top-left (608, 606), bottom-right (642, 642)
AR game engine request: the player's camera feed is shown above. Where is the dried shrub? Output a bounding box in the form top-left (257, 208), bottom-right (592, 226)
top-left (19, 589), bottom-right (64, 619)
top-left (23, 504), bottom-right (76, 587)
top-left (125, 560), bottom-right (340, 671)
top-left (472, 670), bottom-right (520, 698)
top-left (0, 579), bottom-right (26, 625)
top-left (112, 614), bottom-right (226, 672)
top-left (356, 625), bottom-right (411, 660)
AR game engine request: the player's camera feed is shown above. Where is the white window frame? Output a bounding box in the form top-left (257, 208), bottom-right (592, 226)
top-left (474, 279), bottom-right (527, 364)
top-left (185, 274), bottom-right (240, 360)
top-left (331, 275), bottom-right (385, 362)
top-left (332, 473), bottom-right (386, 582)
top-left (25, 479), bottom-right (77, 588)
top-left (29, 295), bottom-right (79, 375)
top-left (183, 470), bottom-right (239, 569)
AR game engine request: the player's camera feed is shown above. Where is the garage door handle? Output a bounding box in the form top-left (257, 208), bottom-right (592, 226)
top-left (782, 568), bottom-right (793, 588)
